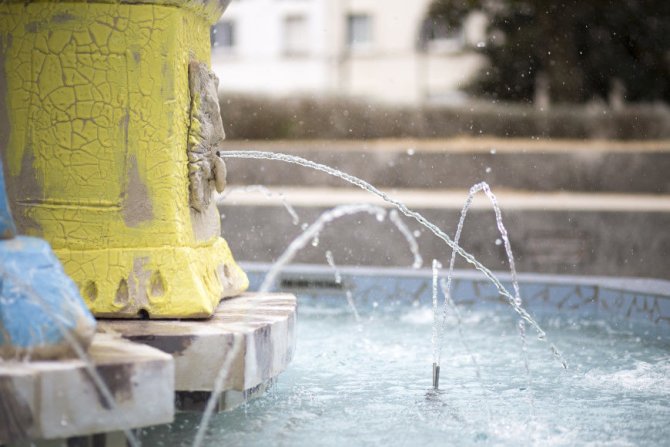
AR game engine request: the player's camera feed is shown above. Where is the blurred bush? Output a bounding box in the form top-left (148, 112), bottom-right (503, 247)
top-left (219, 93), bottom-right (670, 140)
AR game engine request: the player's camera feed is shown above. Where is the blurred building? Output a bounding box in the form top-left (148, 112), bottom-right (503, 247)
top-left (211, 0), bottom-right (486, 105)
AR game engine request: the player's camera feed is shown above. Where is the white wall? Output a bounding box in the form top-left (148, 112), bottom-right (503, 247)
top-left (212, 0), bottom-right (334, 95)
top-left (212, 0), bottom-right (486, 104)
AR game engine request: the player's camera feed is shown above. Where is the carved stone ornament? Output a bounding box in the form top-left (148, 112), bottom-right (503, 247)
top-left (187, 61), bottom-right (227, 212)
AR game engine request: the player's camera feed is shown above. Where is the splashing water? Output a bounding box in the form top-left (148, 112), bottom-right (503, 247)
top-left (193, 334), bottom-right (244, 447)
top-left (0, 266), bottom-right (140, 447)
top-left (435, 181), bottom-right (566, 370)
top-left (196, 205), bottom-right (388, 441)
top-left (431, 260), bottom-right (442, 389)
top-left (325, 250), bottom-right (361, 321)
top-left (258, 204), bottom-right (388, 293)
top-left (205, 151), bottom-right (569, 446)
top-left (325, 250), bottom-right (342, 284)
top-left (218, 151), bottom-right (551, 348)
top-left (390, 210), bottom-right (423, 269)
top-left (217, 185), bottom-right (300, 226)
top-left (434, 182), bottom-right (539, 413)
top-left (437, 275), bottom-right (492, 421)
top-left (431, 260), bottom-right (442, 368)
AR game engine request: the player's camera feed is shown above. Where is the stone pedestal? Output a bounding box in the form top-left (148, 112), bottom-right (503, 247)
top-left (98, 292), bottom-right (297, 411)
top-left (0, 334), bottom-right (174, 444)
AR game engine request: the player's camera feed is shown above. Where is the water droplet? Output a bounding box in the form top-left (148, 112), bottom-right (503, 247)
top-left (476, 41), bottom-right (486, 48)
top-left (490, 148), bottom-right (497, 154)
top-left (301, 223), bottom-right (308, 231)
top-left (372, 301), bottom-right (379, 308)
top-left (495, 238), bottom-right (502, 246)
top-left (311, 235), bottom-right (319, 247)
top-left (485, 167), bottom-right (492, 173)
top-left (406, 148), bottom-right (415, 155)
top-left (413, 230), bottom-right (421, 238)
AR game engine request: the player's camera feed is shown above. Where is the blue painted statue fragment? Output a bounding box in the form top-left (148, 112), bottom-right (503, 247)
top-left (0, 159), bottom-right (96, 360)
top-left (0, 237), bottom-right (97, 358)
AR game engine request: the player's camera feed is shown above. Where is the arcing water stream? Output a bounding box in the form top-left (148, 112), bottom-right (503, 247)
top-left (436, 182), bottom-right (536, 407)
top-left (217, 150), bottom-right (564, 361)
top-left (191, 150), bottom-right (571, 445)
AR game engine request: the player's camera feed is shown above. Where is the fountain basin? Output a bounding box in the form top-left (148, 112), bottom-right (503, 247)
top-left (142, 263), bottom-right (669, 446)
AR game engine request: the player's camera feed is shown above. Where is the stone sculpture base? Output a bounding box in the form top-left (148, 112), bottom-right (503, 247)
top-left (98, 292), bottom-right (296, 412)
top-left (0, 334), bottom-right (174, 444)
top-left (61, 238), bottom-right (248, 319)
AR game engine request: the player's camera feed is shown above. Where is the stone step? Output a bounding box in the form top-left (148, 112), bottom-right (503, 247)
top-left (218, 187), bottom-right (670, 280)
top-left (221, 138), bottom-right (670, 194)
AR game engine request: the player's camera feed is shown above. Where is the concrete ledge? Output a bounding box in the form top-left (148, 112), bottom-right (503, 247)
top-left (0, 334), bottom-right (174, 444)
top-left (218, 189), bottom-right (670, 280)
top-left (97, 293), bottom-right (297, 411)
top-left (222, 138), bottom-right (670, 193)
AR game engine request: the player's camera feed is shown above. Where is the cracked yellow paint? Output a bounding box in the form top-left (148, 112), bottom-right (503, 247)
top-left (0, 0), bottom-right (247, 318)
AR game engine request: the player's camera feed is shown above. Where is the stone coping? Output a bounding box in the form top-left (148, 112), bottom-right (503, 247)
top-left (243, 262), bottom-right (670, 298)
top-left (0, 334), bottom-right (174, 444)
top-left (220, 139), bottom-right (670, 194)
top-left (222, 138), bottom-right (670, 154)
top-left (220, 186), bottom-right (670, 212)
top-left (243, 263), bottom-right (670, 332)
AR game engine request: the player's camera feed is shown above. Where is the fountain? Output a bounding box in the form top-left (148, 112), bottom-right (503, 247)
top-left (0, 0), bottom-right (296, 444)
top-left (0, 0), bottom-right (668, 445)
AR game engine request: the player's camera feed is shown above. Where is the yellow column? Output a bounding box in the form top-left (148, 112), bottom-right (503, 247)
top-left (0, 0), bottom-right (248, 318)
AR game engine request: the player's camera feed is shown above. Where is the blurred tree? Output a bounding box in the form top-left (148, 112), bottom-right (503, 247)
top-left (428, 0), bottom-right (670, 104)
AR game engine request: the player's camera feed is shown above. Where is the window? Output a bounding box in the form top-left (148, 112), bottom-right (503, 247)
top-left (346, 14), bottom-right (372, 49)
top-left (418, 17), bottom-right (464, 53)
top-left (211, 20), bottom-right (235, 50)
top-left (283, 15), bottom-right (309, 56)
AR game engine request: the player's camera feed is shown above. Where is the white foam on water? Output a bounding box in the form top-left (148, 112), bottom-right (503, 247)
top-left (583, 359), bottom-right (670, 394)
top-left (400, 307), bottom-right (437, 325)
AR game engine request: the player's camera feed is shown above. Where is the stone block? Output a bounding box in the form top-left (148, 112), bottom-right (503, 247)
top-left (97, 293), bottom-right (296, 410)
top-left (0, 334), bottom-right (174, 444)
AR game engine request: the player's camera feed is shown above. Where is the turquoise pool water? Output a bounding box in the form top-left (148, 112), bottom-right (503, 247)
top-left (143, 277), bottom-right (670, 446)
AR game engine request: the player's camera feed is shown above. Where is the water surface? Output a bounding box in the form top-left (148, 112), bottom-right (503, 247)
top-left (144, 297), bottom-right (670, 446)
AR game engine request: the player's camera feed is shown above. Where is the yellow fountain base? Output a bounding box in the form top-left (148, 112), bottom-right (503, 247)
top-left (1, 0), bottom-right (248, 318)
top-left (57, 238), bottom-right (248, 319)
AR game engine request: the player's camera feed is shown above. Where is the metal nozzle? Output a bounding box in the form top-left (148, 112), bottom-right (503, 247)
top-left (432, 362), bottom-right (440, 389)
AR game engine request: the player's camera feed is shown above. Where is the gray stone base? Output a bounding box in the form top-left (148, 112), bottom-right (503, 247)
top-left (97, 293), bottom-right (297, 413)
top-left (175, 378), bottom-right (276, 412)
top-left (0, 335), bottom-right (174, 445)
